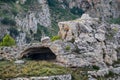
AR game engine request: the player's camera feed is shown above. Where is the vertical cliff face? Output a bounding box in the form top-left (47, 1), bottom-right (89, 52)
top-left (87, 0), bottom-right (120, 21)
top-left (14, 0), bottom-right (52, 45)
top-left (0, 0), bottom-right (79, 45)
top-left (58, 0), bottom-right (120, 21)
top-left (0, 0), bottom-right (52, 45)
top-left (0, 0), bottom-right (119, 45)
top-left (58, 0), bottom-right (89, 9)
top-left (15, 0), bottom-right (51, 34)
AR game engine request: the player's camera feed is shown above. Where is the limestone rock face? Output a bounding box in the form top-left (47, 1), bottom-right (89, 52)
top-left (15, 0), bottom-right (51, 34)
top-left (0, 13), bottom-right (120, 69)
top-left (0, 0), bottom-right (52, 46)
top-left (88, 67), bottom-right (120, 80)
top-left (58, 0), bottom-right (90, 10)
top-left (87, 0), bottom-right (120, 21)
top-left (14, 0), bottom-right (51, 45)
top-left (58, 14), bottom-right (120, 68)
top-left (58, 14), bottom-right (99, 41)
top-left (58, 0), bottom-right (120, 21)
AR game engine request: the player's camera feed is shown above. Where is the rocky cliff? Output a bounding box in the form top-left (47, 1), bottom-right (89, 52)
top-left (1, 14), bottom-right (120, 68)
top-left (15, 0), bottom-right (51, 33)
top-left (0, 0), bottom-right (52, 45)
top-left (58, 14), bottom-right (120, 67)
top-left (58, 0), bottom-right (120, 21)
top-left (15, 0), bottom-right (51, 45)
top-left (87, 0), bottom-right (120, 21)
top-left (0, 14), bottom-right (120, 80)
top-left (58, 14), bottom-right (120, 79)
top-left (0, 0), bottom-right (119, 45)
top-left (0, 0), bottom-right (79, 44)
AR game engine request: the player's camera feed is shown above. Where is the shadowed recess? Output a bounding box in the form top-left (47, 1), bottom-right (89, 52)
top-left (22, 47), bottom-right (56, 60)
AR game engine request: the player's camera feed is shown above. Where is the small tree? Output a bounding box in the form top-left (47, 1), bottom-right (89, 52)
top-left (1, 34), bottom-right (15, 46)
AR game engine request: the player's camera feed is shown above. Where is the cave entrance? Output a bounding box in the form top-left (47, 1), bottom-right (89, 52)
top-left (22, 47), bottom-right (56, 61)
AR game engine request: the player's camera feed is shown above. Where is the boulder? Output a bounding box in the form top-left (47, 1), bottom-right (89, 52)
top-left (104, 55), bottom-right (113, 65)
top-left (95, 33), bottom-right (105, 41)
top-left (41, 36), bottom-right (50, 43)
top-left (15, 60), bottom-right (25, 64)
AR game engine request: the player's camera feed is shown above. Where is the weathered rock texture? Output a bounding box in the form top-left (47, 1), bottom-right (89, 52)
top-left (58, 14), bottom-right (120, 68)
top-left (88, 67), bottom-right (120, 80)
top-left (1, 14), bottom-right (120, 69)
top-left (15, 0), bottom-right (51, 33)
top-left (0, 0), bottom-right (120, 45)
top-left (59, 0), bottom-right (120, 21)
top-left (15, 0), bottom-right (51, 45)
top-left (87, 0), bottom-right (120, 21)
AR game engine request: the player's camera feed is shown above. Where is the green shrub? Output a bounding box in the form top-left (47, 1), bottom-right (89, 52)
top-left (70, 7), bottom-right (85, 16)
top-left (108, 18), bottom-right (120, 24)
top-left (47, 0), bottom-right (59, 7)
top-left (106, 27), bottom-right (119, 40)
top-left (0, 34), bottom-right (15, 46)
top-left (8, 27), bottom-right (19, 38)
top-left (51, 35), bottom-right (61, 41)
top-left (2, 10), bottom-right (9, 14)
top-left (1, 17), bottom-right (16, 26)
top-left (11, 8), bottom-right (18, 16)
top-left (65, 46), bottom-right (70, 51)
top-left (92, 65), bottom-right (100, 70)
top-left (0, 0), bottom-right (17, 3)
top-left (104, 71), bottom-right (115, 78)
top-left (26, 36), bottom-right (31, 43)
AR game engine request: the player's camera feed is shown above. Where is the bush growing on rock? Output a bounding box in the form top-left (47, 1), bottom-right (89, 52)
top-left (108, 18), bottom-right (120, 24)
top-left (1, 17), bottom-right (16, 26)
top-left (0, 0), bottom-right (17, 3)
top-left (0, 34), bottom-right (15, 46)
top-left (47, 0), bottom-right (58, 7)
top-left (51, 35), bottom-right (61, 41)
top-left (70, 7), bottom-right (84, 16)
top-left (92, 65), bottom-right (100, 70)
top-left (65, 46), bottom-right (70, 51)
top-left (8, 27), bottom-right (19, 38)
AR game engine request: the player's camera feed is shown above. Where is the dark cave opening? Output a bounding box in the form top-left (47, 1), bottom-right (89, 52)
top-left (22, 47), bottom-right (56, 60)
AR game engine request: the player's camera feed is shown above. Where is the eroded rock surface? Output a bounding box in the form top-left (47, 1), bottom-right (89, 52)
top-left (58, 14), bottom-right (120, 68)
top-left (58, 0), bottom-right (120, 21)
top-left (0, 14), bottom-right (120, 69)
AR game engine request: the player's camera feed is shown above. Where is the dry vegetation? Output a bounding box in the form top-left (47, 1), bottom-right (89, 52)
top-left (0, 60), bottom-right (89, 80)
